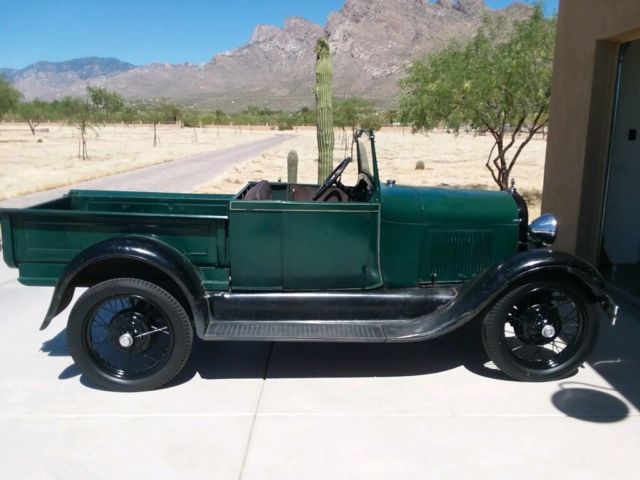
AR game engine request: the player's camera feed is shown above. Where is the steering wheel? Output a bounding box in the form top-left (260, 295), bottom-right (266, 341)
top-left (313, 157), bottom-right (351, 201)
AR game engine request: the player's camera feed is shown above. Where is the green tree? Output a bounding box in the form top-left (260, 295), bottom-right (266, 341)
top-left (334, 97), bottom-right (381, 134)
top-left (141, 103), bottom-right (182, 146)
top-left (0, 76), bottom-right (21, 118)
top-left (332, 98), bottom-right (382, 152)
top-left (16, 100), bottom-right (50, 134)
top-left (61, 97), bottom-right (97, 160)
top-left (45, 100), bottom-right (67, 122)
top-left (384, 109), bottom-right (399, 125)
top-left (213, 109), bottom-right (228, 125)
top-left (87, 86), bottom-right (125, 121)
top-left (117, 105), bottom-right (141, 124)
top-left (400, 6), bottom-right (555, 190)
top-left (155, 102), bottom-right (183, 123)
top-left (295, 106), bottom-right (314, 125)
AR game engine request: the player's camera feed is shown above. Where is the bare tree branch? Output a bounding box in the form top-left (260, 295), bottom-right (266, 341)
top-left (507, 105), bottom-right (546, 174)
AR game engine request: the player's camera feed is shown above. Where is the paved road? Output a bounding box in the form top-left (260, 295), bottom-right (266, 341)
top-left (0, 258), bottom-right (638, 479)
top-left (0, 134), bottom-right (293, 208)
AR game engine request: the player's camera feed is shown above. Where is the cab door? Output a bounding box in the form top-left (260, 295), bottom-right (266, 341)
top-left (281, 201), bottom-right (381, 290)
top-left (228, 199), bottom-right (382, 291)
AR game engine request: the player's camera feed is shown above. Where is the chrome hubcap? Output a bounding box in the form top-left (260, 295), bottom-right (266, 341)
top-left (118, 332), bottom-right (134, 348)
top-left (541, 325), bottom-right (556, 339)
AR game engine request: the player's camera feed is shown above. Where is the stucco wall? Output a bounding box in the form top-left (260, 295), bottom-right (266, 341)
top-left (542, 0), bottom-right (640, 262)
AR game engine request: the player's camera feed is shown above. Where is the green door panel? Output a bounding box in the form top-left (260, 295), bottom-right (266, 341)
top-left (229, 201), bottom-right (382, 291)
top-left (229, 202), bottom-right (283, 290)
top-left (282, 205), bottom-right (382, 290)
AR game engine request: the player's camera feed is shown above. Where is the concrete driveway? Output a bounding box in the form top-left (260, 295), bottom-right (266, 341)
top-left (1, 259), bottom-right (639, 479)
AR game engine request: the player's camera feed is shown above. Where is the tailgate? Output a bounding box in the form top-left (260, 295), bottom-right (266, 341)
top-left (0, 210), bottom-right (17, 268)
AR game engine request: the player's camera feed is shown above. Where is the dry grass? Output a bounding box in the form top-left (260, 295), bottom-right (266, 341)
top-left (0, 123), bottom-right (276, 200)
top-left (195, 127), bottom-right (546, 217)
top-left (1, 123), bottom-right (546, 216)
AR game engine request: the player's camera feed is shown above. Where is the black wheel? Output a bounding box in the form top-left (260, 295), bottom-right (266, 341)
top-left (482, 280), bottom-right (601, 382)
top-left (67, 278), bottom-right (193, 392)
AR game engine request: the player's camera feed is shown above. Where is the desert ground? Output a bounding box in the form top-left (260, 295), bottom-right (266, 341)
top-left (0, 123), bottom-right (275, 200)
top-left (0, 123), bottom-right (546, 216)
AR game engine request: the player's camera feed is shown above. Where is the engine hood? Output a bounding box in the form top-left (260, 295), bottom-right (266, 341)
top-left (380, 184), bottom-right (519, 227)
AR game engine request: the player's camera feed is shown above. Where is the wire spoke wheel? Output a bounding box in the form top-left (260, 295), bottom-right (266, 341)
top-left (67, 278), bottom-right (193, 392)
top-left (503, 288), bottom-right (585, 370)
top-left (87, 295), bottom-right (174, 379)
top-left (482, 280), bottom-right (601, 382)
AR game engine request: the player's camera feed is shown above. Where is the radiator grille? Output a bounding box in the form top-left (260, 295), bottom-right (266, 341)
top-left (420, 229), bottom-right (493, 281)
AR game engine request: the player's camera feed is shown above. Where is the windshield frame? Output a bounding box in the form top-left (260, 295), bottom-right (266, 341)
top-left (355, 129), bottom-right (381, 198)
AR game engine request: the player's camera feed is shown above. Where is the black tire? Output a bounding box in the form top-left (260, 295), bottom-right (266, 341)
top-left (67, 278), bottom-right (193, 392)
top-left (481, 280), bottom-right (601, 382)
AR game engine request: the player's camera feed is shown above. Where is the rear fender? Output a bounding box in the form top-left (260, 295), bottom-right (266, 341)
top-left (41, 235), bottom-right (209, 336)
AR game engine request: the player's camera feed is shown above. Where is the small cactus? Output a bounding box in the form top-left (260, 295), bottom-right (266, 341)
top-left (287, 150), bottom-right (299, 184)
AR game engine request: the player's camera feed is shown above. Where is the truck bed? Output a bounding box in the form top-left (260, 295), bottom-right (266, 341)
top-left (0, 190), bottom-right (232, 289)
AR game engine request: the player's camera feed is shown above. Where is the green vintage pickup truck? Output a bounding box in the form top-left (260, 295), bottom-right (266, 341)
top-left (0, 131), bottom-right (617, 391)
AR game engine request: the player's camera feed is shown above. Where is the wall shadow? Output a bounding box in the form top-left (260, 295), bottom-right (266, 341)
top-left (547, 297), bottom-right (640, 421)
top-left (586, 298), bottom-right (640, 412)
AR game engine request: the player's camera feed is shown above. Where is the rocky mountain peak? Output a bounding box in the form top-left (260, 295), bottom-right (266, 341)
top-left (283, 17), bottom-right (323, 40)
top-left (250, 16), bottom-right (322, 44)
top-left (458, 0), bottom-right (486, 14)
top-left (250, 24), bottom-right (281, 44)
top-left (433, 0), bottom-right (486, 13)
top-left (6, 0), bottom-right (532, 109)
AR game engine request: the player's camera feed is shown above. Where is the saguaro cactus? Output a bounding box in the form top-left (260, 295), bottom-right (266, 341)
top-left (287, 150), bottom-right (298, 184)
top-left (314, 38), bottom-right (335, 183)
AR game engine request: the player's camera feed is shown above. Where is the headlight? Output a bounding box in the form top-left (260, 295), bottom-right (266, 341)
top-left (528, 214), bottom-right (558, 246)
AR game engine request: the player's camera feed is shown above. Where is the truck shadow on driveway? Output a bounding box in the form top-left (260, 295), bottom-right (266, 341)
top-left (548, 299), bottom-right (640, 423)
top-left (41, 320), bottom-right (514, 387)
top-left (39, 305), bottom-right (640, 425)
top-left (179, 320), bottom-right (510, 383)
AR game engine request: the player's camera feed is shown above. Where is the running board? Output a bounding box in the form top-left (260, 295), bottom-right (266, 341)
top-left (204, 321), bottom-right (393, 342)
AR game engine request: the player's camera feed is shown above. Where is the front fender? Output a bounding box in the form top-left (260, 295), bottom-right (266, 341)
top-left (41, 235), bottom-right (209, 336)
top-left (385, 249), bottom-right (616, 342)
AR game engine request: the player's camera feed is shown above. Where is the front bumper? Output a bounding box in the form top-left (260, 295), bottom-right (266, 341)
top-left (602, 294), bottom-right (620, 326)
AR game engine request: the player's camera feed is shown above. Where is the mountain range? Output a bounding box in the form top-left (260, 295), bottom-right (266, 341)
top-left (3, 0), bottom-right (532, 111)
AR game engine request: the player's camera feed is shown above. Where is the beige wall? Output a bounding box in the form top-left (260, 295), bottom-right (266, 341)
top-left (542, 0), bottom-right (640, 263)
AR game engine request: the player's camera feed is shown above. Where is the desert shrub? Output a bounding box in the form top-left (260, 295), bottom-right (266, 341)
top-left (415, 160), bottom-right (425, 170)
top-left (278, 119), bottom-right (294, 131)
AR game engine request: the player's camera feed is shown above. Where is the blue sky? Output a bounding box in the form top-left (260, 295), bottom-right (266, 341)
top-left (0, 0), bottom-right (559, 69)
